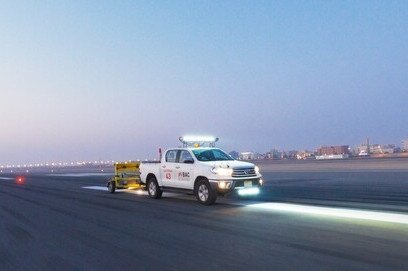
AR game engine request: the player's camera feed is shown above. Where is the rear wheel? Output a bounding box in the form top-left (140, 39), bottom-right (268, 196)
top-left (147, 177), bottom-right (162, 199)
top-left (195, 179), bottom-right (217, 205)
top-left (108, 181), bottom-right (115, 193)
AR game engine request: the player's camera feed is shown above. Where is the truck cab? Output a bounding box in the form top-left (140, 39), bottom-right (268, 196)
top-left (140, 142), bottom-right (263, 205)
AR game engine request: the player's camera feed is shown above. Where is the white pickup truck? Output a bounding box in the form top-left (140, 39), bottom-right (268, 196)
top-left (140, 147), bottom-right (263, 205)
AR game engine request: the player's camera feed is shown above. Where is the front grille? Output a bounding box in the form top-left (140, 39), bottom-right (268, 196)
top-left (232, 167), bottom-right (256, 178)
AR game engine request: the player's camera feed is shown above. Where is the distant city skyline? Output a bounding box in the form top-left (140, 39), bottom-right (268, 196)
top-left (1, 1), bottom-right (408, 164)
top-left (1, 136), bottom-right (407, 166)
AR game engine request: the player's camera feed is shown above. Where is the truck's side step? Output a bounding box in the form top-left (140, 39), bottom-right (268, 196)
top-left (160, 186), bottom-right (194, 195)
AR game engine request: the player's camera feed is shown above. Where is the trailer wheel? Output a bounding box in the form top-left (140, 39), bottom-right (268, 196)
top-left (195, 179), bottom-right (216, 205)
top-left (147, 177), bottom-right (162, 199)
top-left (108, 181), bottom-right (116, 193)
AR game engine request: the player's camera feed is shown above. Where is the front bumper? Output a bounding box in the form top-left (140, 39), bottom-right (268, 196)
top-left (209, 177), bottom-right (263, 196)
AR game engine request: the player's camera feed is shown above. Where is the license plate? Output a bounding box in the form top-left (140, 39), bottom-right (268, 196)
top-left (244, 181), bottom-right (252, 187)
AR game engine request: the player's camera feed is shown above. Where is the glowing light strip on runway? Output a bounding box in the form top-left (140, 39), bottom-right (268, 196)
top-left (247, 203), bottom-right (408, 225)
top-left (0, 177), bottom-right (13, 180)
top-left (82, 186), bottom-right (147, 195)
top-left (81, 186), bottom-right (188, 197)
top-left (82, 186), bottom-right (109, 191)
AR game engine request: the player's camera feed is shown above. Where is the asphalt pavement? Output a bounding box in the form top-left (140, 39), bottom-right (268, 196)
top-left (1, 170), bottom-right (408, 270)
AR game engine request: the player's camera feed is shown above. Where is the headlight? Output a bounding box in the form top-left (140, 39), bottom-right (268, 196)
top-left (218, 181), bottom-right (232, 189)
top-left (255, 166), bottom-right (260, 174)
top-left (211, 167), bottom-right (233, 176)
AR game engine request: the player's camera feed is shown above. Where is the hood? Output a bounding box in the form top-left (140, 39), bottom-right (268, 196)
top-left (207, 160), bottom-right (255, 169)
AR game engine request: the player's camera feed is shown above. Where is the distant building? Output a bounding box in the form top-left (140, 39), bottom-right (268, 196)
top-left (254, 153), bottom-right (266, 160)
top-left (357, 149), bottom-right (369, 156)
top-left (355, 145), bottom-right (369, 156)
top-left (356, 138), bottom-right (371, 156)
top-left (381, 144), bottom-right (396, 154)
top-left (370, 144), bottom-right (396, 154)
top-left (370, 144), bottom-right (381, 154)
top-left (229, 151), bottom-right (239, 159)
top-left (296, 151), bottom-right (315, 160)
top-left (317, 145), bottom-right (350, 156)
top-left (316, 145), bottom-right (349, 160)
top-left (316, 154), bottom-right (349, 160)
top-left (266, 149), bottom-right (282, 159)
top-left (239, 152), bottom-right (254, 160)
top-left (403, 139), bottom-right (408, 151)
top-left (286, 150), bottom-right (299, 160)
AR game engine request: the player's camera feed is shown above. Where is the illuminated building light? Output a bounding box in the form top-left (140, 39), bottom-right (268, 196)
top-left (247, 203), bottom-right (408, 225)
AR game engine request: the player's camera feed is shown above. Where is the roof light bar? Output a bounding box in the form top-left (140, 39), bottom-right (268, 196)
top-left (179, 135), bottom-right (219, 147)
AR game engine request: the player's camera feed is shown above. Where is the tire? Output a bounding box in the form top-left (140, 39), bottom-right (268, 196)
top-left (147, 176), bottom-right (162, 199)
top-left (195, 179), bottom-right (217, 205)
top-left (108, 181), bottom-right (116, 193)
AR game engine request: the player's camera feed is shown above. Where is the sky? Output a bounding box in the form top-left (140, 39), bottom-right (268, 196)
top-left (1, 0), bottom-right (407, 164)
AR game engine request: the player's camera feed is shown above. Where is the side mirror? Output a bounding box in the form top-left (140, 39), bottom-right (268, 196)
top-left (184, 159), bottom-right (194, 164)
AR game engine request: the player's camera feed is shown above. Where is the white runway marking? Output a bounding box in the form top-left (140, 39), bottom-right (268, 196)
top-left (248, 203), bottom-right (408, 225)
top-left (0, 177), bottom-right (13, 180)
top-left (49, 173), bottom-right (112, 177)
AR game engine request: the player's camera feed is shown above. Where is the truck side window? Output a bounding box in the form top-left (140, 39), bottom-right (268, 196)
top-left (165, 150), bottom-right (177, 163)
top-left (179, 150), bottom-right (193, 163)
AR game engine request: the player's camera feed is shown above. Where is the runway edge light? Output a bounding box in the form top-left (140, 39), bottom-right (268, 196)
top-left (16, 176), bottom-right (25, 184)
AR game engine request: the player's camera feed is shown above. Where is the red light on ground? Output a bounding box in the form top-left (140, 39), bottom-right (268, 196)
top-left (16, 177), bottom-right (24, 184)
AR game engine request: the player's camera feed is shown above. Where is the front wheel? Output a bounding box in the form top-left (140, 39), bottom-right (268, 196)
top-left (147, 177), bottom-right (162, 199)
top-left (195, 179), bottom-right (217, 205)
top-left (108, 181), bottom-right (115, 193)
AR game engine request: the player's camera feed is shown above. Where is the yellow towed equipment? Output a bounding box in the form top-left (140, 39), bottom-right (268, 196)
top-left (107, 162), bottom-right (145, 193)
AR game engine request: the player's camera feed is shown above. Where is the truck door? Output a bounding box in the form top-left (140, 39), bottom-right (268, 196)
top-left (161, 150), bottom-right (178, 187)
top-left (176, 150), bottom-right (195, 189)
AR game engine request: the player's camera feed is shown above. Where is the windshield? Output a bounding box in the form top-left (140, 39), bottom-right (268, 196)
top-left (192, 149), bottom-right (234, 161)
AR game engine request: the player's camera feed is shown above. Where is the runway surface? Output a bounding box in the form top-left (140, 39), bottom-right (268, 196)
top-left (1, 168), bottom-right (408, 270)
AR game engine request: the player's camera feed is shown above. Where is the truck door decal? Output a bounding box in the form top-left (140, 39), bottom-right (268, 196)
top-left (178, 172), bottom-right (190, 181)
top-left (163, 169), bottom-right (173, 180)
